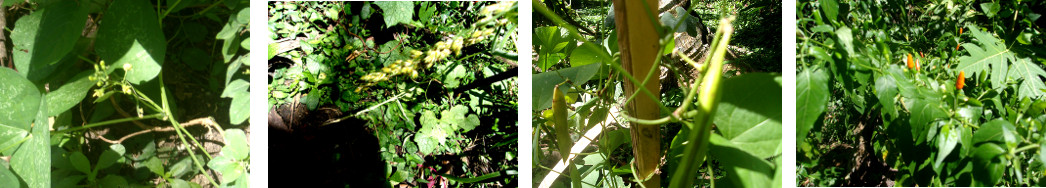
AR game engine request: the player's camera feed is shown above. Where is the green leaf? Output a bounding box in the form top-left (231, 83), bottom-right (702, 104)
top-left (819, 0), bottom-right (839, 21)
top-left (796, 69), bottom-right (828, 146)
top-left (533, 63), bottom-right (601, 111)
top-left (0, 68), bottom-right (40, 133)
top-left (95, 147), bottom-right (122, 170)
top-left (934, 124), bottom-right (960, 171)
top-left (222, 129), bottom-right (250, 160)
top-left (45, 71), bottom-right (94, 116)
top-left (444, 64), bottom-right (468, 88)
top-left (714, 73), bottom-right (782, 159)
top-left (0, 123), bottom-right (29, 156)
top-left (69, 152), bottom-right (91, 174)
top-left (569, 42), bottom-right (603, 67)
top-left (374, 1), bottom-right (413, 28)
top-left (957, 25), bottom-right (1012, 90)
top-left (181, 48), bottom-right (211, 71)
top-left (207, 155), bottom-right (244, 183)
top-left (96, 0), bottom-right (166, 84)
top-left (874, 74), bottom-right (898, 118)
top-left (169, 156), bottom-right (193, 178)
top-left (709, 134), bottom-right (775, 188)
top-left (1007, 57), bottom-right (1046, 99)
top-left (145, 157), bottom-right (164, 176)
top-left (11, 95), bottom-right (50, 188)
top-left (909, 99), bottom-right (948, 144)
top-left (416, 110), bottom-right (443, 155)
top-left (98, 175), bottom-right (128, 187)
top-left (980, 2), bottom-right (1000, 18)
top-left (973, 119), bottom-right (1018, 147)
top-left (0, 160), bottom-right (17, 188)
top-left (170, 179), bottom-right (191, 188)
top-left (11, 2), bottom-right (88, 81)
top-left (835, 26), bottom-right (855, 56)
top-left (222, 79), bottom-right (250, 124)
top-left (972, 142), bottom-right (1006, 186)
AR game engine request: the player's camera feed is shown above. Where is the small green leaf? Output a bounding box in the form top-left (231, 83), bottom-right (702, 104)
top-left (934, 124), bottom-right (960, 171)
top-left (444, 64), bottom-right (468, 88)
top-left (45, 71), bottom-right (94, 116)
top-left (69, 152), bottom-right (92, 174)
top-left (820, 0), bottom-right (839, 21)
top-left (98, 175), bottom-right (128, 187)
top-left (96, 0), bottom-right (167, 84)
top-left (533, 63), bottom-right (601, 110)
top-left (0, 160), bottom-right (18, 188)
top-left (144, 157), bottom-right (164, 176)
top-left (222, 79), bottom-right (250, 124)
top-left (95, 148), bottom-right (122, 170)
top-left (835, 27), bottom-right (855, 56)
top-left (170, 179), bottom-right (191, 188)
top-left (207, 155), bottom-right (244, 183)
top-left (11, 96), bottom-right (50, 188)
top-left (569, 42), bottom-right (603, 67)
top-left (222, 129), bottom-right (249, 160)
top-left (980, 2), bottom-right (1000, 18)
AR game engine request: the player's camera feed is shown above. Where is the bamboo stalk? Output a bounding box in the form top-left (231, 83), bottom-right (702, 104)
top-left (614, 0), bottom-right (662, 187)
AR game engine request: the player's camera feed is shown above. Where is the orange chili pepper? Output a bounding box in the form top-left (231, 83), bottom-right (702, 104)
top-left (956, 71), bottom-right (965, 90)
top-left (919, 52), bottom-right (925, 58)
top-left (959, 28), bottom-right (964, 35)
top-left (907, 53), bottom-right (916, 70)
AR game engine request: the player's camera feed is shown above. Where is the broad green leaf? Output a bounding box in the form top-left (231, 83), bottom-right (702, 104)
top-left (374, 1), bottom-right (413, 27)
top-left (416, 110), bottom-right (443, 155)
top-left (797, 69), bottom-right (828, 146)
top-left (973, 119), bottom-right (1016, 145)
top-left (96, 0), bottom-right (167, 84)
top-left (169, 156), bottom-right (193, 178)
top-left (145, 157), bottom-right (164, 176)
top-left (11, 96), bottom-right (50, 188)
top-left (217, 8), bottom-right (246, 63)
top-left (222, 79), bottom-right (250, 124)
top-left (709, 134), bottom-right (775, 188)
top-left (70, 152), bottom-right (91, 174)
top-left (934, 124), bottom-right (960, 171)
top-left (533, 63), bottom-right (601, 111)
top-left (45, 71), bottom-right (94, 116)
top-left (222, 129), bottom-right (250, 160)
top-left (957, 25), bottom-right (1011, 90)
top-left (820, 0), bottom-right (839, 21)
top-left (11, 2), bottom-right (87, 81)
top-left (0, 68), bottom-right (40, 132)
top-left (0, 160), bottom-right (16, 188)
top-left (971, 143), bottom-right (1005, 186)
top-left (874, 74), bottom-right (898, 118)
top-left (909, 98), bottom-right (948, 144)
top-left (0, 123), bottom-right (29, 155)
top-left (569, 42), bottom-right (603, 67)
top-left (1007, 57), bottom-right (1046, 99)
top-left (835, 26), bottom-right (855, 56)
top-left (714, 73), bottom-right (782, 158)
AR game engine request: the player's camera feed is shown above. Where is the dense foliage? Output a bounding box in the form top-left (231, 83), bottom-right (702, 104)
top-left (797, 0), bottom-right (1046, 186)
top-left (0, 0), bottom-right (250, 187)
top-left (532, 0), bottom-right (782, 187)
top-left (267, 1), bottom-right (518, 187)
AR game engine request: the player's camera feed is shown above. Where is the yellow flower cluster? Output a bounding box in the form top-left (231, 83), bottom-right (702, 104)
top-left (356, 1), bottom-right (516, 92)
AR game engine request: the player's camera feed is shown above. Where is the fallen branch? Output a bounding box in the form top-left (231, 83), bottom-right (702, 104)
top-left (97, 117), bottom-right (220, 144)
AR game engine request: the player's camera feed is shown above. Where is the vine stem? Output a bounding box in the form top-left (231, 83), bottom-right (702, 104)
top-left (669, 16), bottom-right (735, 188)
top-left (159, 73), bottom-right (219, 187)
top-left (53, 114), bottom-right (164, 135)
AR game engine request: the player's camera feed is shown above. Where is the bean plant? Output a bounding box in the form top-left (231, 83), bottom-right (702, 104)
top-left (532, 0), bottom-right (782, 187)
top-left (0, 0), bottom-right (250, 187)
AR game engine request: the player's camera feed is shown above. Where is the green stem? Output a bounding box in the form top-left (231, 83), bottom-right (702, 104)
top-left (159, 73), bottom-right (219, 187)
top-left (1014, 144), bottom-right (1040, 153)
top-left (162, 0), bottom-right (184, 20)
top-left (668, 16), bottom-right (735, 188)
top-left (53, 114), bottom-right (164, 134)
top-left (620, 114), bottom-right (673, 125)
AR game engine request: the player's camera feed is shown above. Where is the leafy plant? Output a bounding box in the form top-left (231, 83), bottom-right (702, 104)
top-left (0, 0), bottom-right (250, 187)
top-left (268, 1), bottom-right (518, 187)
top-left (797, 0), bottom-right (1046, 186)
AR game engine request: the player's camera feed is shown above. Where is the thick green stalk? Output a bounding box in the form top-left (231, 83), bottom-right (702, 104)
top-left (668, 16), bottom-right (735, 188)
top-left (53, 114), bottom-right (164, 134)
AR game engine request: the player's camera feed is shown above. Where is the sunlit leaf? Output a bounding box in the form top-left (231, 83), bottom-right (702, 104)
top-left (797, 69), bottom-right (828, 146)
top-left (96, 0), bottom-right (166, 84)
